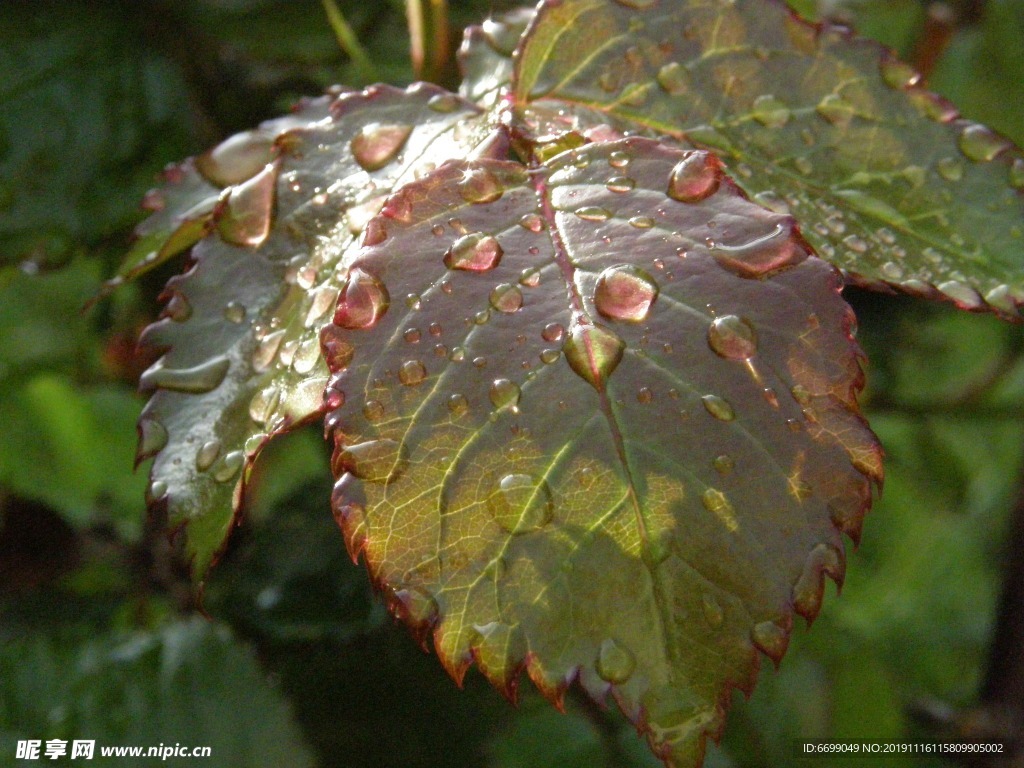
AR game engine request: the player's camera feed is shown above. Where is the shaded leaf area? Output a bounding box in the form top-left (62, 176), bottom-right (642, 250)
top-left (514, 0), bottom-right (1024, 318)
top-left (458, 7), bottom-right (537, 106)
top-left (322, 138), bottom-right (880, 765)
top-left (0, 618), bottom-right (314, 768)
top-left (0, 1), bottom-right (193, 273)
top-left (137, 84), bottom-right (485, 576)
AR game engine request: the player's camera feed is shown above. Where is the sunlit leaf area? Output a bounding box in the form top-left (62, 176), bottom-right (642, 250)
top-left (2, 1), bottom-right (1022, 766)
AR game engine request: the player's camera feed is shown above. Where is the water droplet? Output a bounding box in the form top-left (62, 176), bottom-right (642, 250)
top-left (320, 325), bottom-right (355, 371)
top-left (542, 322), bottom-right (565, 342)
top-left (606, 176), bottom-right (636, 193)
top-left (195, 439), bottom-right (222, 472)
top-left (594, 265), bottom-right (659, 322)
top-left (794, 156), bottom-right (813, 175)
top-left (405, 293), bottom-right (422, 310)
top-left (702, 487), bottom-right (738, 531)
top-left (335, 439), bottom-right (408, 483)
top-left (879, 56), bottom-right (920, 89)
top-left (958, 123), bottom-right (1011, 162)
top-left (751, 94), bottom-right (790, 128)
top-left (701, 394), bottom-right (735, 421)
top-left (707, 315), bottom-right (757, 360)
top-left (596, 638), bottom-right (636, 683)
top-left (751, 620), bottom-right (788, 661)
top-left (790, 384), bottom-right (812, 404)
top-left (449, 346), bottom-right (466, 362)
top-left (292, 335), bottom-right (321, 374)
top-left (447, 393), bottom-right (468, 416)
top-left (249, 384), bottom-right (281, 425)
top-left (936, 156), bottom-right (963, 182)
top-left (518, 267), bottom-right (541, 288)
top-left (164, 292), bottom-right (192, 322)
top-left (574, 206), bottom-right (612, 222)
top-left (519, 213), bottom-right (544, 232)
top-left (489, 283), bottom-right (523, 313)
top-left (390, 586), bottom-right (439, 627)
top-left (323, 387), bottom-right (345, 410)
top-left (399, 360), bottom-right (427, 386)
top-left (489, 378), bottom-right (521, 409)
top-left (459, 166), bottom-right (506, 208)
top-left (701, 593), bottom-right (724, 628)
top-left (1009, 158), bottom-right (1024, 190)
top-left (656, 61), bottom-right (690, 94)
top-left (361, 400), bottom-right (385, 422)
top-left (334, 267), bottom-right (390, 329)
top-left (563, 321), bottom-right (626, 391)
top-left (306, 286), bottom-right (341, 327)
top-left (937, 280), bottom-right (983, 308)
top-left (487, 474), bottom-right (554, 534)
top-left (196, 129), bottom-right (276, 187)
top-left (815, 94), bottom-right (856, 126)
top-left (539, 348), bottom-right (560, 364)
top-left (140, 357), bottom-right (230, 394)
top-left (444, 233), bottom-right (504, 271)
top-left (842, 234), bottom-right (868, 254)
top-left (428, 92), bottom-right (461, 112)
top-left (223, 301), bottom-right (246, 324)
top-left (710, 221), bottom-right (805, 278)
top-left (628, 215), bottom-right (655, 229)
top-left (428, 322), bottom-right (443, 337)
top-left (667, 151), bottom-right (721, 203)
top-left (213, 450), bottom-right (245, 483)
top-left (362, 218), bottom-right (388, 246)
top-left (880, 261), bottom-right (904, 280)
top-left (351, 123), bottom-right (413, 171)
top-left (138, 419), bottom-right (169, 458)
top-left (404, 327), bottom-right (422, 344)
top-left (218, 162), bottom-right (277, 247)
top-left (608, 151), bottom-right (631, 169)
top-left (473, 308), bottom-right (491, 325)
top-left (713, 454), bottom-right (735, 475)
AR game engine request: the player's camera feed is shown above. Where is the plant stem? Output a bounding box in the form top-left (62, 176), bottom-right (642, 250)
top-left (320, 0), bottom-right (375, 81)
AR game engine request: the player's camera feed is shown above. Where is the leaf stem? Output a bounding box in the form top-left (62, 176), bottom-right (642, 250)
top-left (320, 0), bottom-right (375, 81)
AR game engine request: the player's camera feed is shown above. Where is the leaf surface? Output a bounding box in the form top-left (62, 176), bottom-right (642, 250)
top-left (458, 7), bottom-right (536, 107)
top-left (136, 84), bottom-right (484, 576)
top-left (514, 0), bottom-right (1024, 317)
top-left (322, 138), bottom-right (881, 765)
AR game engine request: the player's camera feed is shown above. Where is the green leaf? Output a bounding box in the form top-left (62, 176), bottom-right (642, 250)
top-left (0, 618), bottom-right (315, 768)
top-left (322, 138), bottom-right (880, 766)
top-left (458, 7), bottom-right (536, 107)
top-left (135, 84), bottom-right (485, 577)
top-left (513, 0), bottom-right (1024, 318)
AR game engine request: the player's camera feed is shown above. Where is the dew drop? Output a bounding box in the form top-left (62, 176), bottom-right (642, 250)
top-left (701, 394), bottom-right (735, 421)
top-left (427, 92), bottom-right (461, 112)
top-left (213, 450), bottom-right (245, 483)
top-left (606, 176), bottom-right (636, 193)
top-left (842, 234), bottom-right (868, 253)
top-left (292, 335), bottom-right (321, 374)
top-left (519, 213), bottom-right (545, 232)
top-left (444, 233), bottom-right (504, 271)
top-left (406, 293), bottom-right (422, 310)
top-left (335, 439), bottom-right (408, 483)
top-left (449, 346), bottom-right (466, 362)
top-left (399, 360), bottom-right (427, 386)
top-left (320, 325), bottom-right (355, 372)
top-left (518, 267), bottom-right (541, 288)
top-left (147, 480), bottom-right (168, 503)
top-left (334, 267), bottom-right (390, 329)
top-left (790, 384), bottom-right (812, 404)
top-left (404, 327), bottom-right (422, 344)
top-left (958, 123), bottom-right (1011, 163)
top-left (574, 206), bottom-right (612, 222)
top-left (539, 348), bottom-right (560, 364)
top-left (164, 292), bottom-right (193, 322)
top-left (751, 94), bottom-right (790, 128)
top-left (628, 215), bottom-right (655, 229)
top-left (140, 357), bottom-right (230, 394)
top-left (428, 322), bottom-right (443, 337)
top-left (459, 167), bottom-right (504, 204)
top-left (195, 439), bottom-right (222, 472)
top-left (487, 474), bottom-right (554, 534)
top-left (596, 638), bottom-right (636, 684)
top-left (713, 454), bottom-right (735, 475)
top-left (656, 61), bottom-right (690, 94)
top-left (138, 418), bottom-right (169, 458)
top-left (473, 308), bottom-right (491, 325)
top-left (667, 150), bottom-right (721, 203)
top-left (390, 586), bottom-right (440, 627)
top-left (879, 56), bottom-right (920, 89)
top-left (1009, 158), bottom-right (1024, 190)
top-left (608, 151), bottom-right (631, 169)
top-left (751, 620), bottom-right (788, 661)
top-left (362, 400), bottom-right (385, 422)
top-left (323, 387), bottom-right (345, 410)
top-left (362, 218), bottom-right (388, 246)
top-left (594, 265), bottom-right (659, 322)
top-left (249, 384), bottom-right (281, 426)
top-left (794, 156), bottom-right (813, 175)
top-left (217, 162), bottom-right (277, 247)
top-left (196, 129), bottom-right (276, 187)
top-left (937, 280), bottom-right (983, 308)
top-left (880, 261), bottom-right (904, 280)
top-left (707, 315), bottom-right (757, 360)
top-left (815, 94), bottom-right (856, 126)
top-left (350, 123), bottom-right (413, 171)
top-left (701, 487), bottom-right (738, 531)
top-left (563, 321), bottom-right (626, 391)
top-left (447, 393), bottom-right (469, 417)
top-left (489, 378), bottom-right (521, 410)
top-left (542, 322), bottom-right (565, 342)
top-left (432, 224), bottom-right (445, 237)
top-left (489, 283), bottom-right (524, 313)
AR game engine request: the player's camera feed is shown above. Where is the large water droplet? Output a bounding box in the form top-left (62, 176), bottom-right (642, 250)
top-left (334, 267), bottom-right (390, 329)
top-left (138, 418), bottom-right (169, 458)
top-left (710, 222), bottom-right (805, 278)
top-left (594, 265), bottom-right (659, 322)
top-left (702, 487), bottom-right (738, 531)
top-left (596, 638), bottom-right (636, 684)
top-left (140, 356), bottom-right (230, 394)
top-left (292, 335), bottom-right (321, 374)
top-left (542, 322), bottom-right (564, 342)
top-left (399, 360), bottom-right (427, 386)
top-left (751, 94), bottom-right (790, 128)
top-left (667, 151), bottom-right (721, 203)
top-left (701, 394), bottom-right (735, 421)
top-left (937, 279), bottom-right (983, 308)
top-left (249, 384), bottom-right (281, 426)
top-left (320, 325), bottom-right (355, 372)
top-left (958, 123), bottom-right (1011, 162)
top-left (489, 378), bottom-right (521, 409)
top-left (335, 439), bottom-right (408, 483)
top-left (196, 129), bottom-right (276, 187)
top-left (707, 315), bottom-right (757, 360)
top-left (574, 206), bottom-right (612, 222)
top-left (444, 233), bottom-right (504, 271)
top-left (606, 176), bottom-right (636, 193)
top-left (487, 474), bottom-right (554, 534)
top-left (751, 620), bottom-right (788, 661)
top-left (459, 167), bottom-right (504, 204)
top-left (351, 123), bottom-right (413, 171)
top-left (195, 439), bottom-right (222, 472)
top-left (489, 283), bottom-right (523, 313)
top-left (218, 162), bottom-right (277, 247)
top-left (563, 321), bottom-right (626, 391)
top-left (212, 450), bottom-right (245, 483)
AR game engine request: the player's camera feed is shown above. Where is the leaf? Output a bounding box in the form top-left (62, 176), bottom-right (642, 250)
top-left (513, 0), bottom-right (1024, 318)
top-left (321, 138), bottom-right (881, 766)
top-left (458, 7), bottom-right (537, 107)
top-left (136, 84), bottom-right (485, 577)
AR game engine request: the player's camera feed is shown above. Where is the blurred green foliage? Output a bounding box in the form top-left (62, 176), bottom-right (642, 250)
top-left (1, 1), bottom-right (1022, 767)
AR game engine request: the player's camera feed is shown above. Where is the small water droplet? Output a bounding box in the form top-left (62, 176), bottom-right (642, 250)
top-left (323, 387), bottom-right (345, 410)
top-left (628, 215), bottom-right (655, 229)
top-left (444, 233), bottom-right (504, 271)
top-left (574, 206), bottom-right (612, 222)
top-left (563, 321), bottom-right (626, 391)
top-left (936, 156), bottom-right (963, 182)
top-left (879, 56), bottom-right (920, 89)
top-left (937, 280), bottom-right (983, 308)
top-left (518, 267), bottom-right (541, 288)
top-left (405, 293), bottom-right (422, 310)
top-left (702, 593), bottom-right (724, 628)
top-left (399, 360), bottom-right (427, 386)
top-left (292, 335), bottom-right (321, 374)
top-left (519, 213), bottom-right (545, 232)
top-left (447, 393), bottom-right (468, 416)
top-left (320, 325), bottom-right (355, 372)
top-left (213, 450), bottom-right (245, 483)
top-left (539, 348), bottom-right (560, 364)
top-left (432, 223), bottom-right (445, 237)
top-left (459, 167), bottom-right (504, 204)
top-left (195, 439), bottom-right (222, 472)
top-left (334, 267), bottom-right (390, 329)
top-left (362, 218), bottom-right (388, 246)
top-left (958, 123), bottom-right (1011, 162)
top-left (608, 151), bottom-right (631, 169)
top-left (404, 327), bottom-right (422, 344)
top-left (147, 480), bottom-right (168, 503)
top-left (751, 620), bottom-right (788, 661)
top-left (542, 322), bottom-right (565, 342)
top-left (667, 150), bottom-right (721, 203)
top-left (449, 346), bottom-right (466, 362)
top-left (249, 384), bottom-right (281, 426)
top-left (140, 357), bottom-right (230, 394)
top-left (656, 61), bottom-right (690, 94)
top-left (473, 308), bottom-right (491, 325)
top-left (489, 378), bottom-right (521, 409)
top-left (815, 93), bottom-right (856, 126)
top-left (842, 234), bottom-right (869, 253)
top-left (351, 123), bottom-right (413, 171)
top-left (487, 474), bottom-right (554, 534)
top-left (707, 315), bottom-right (757, 360)
top-left (635, 386), bottom-right (653, 404)
top-left (594, 265), bottom-right (659, 322)
top-left (223, 301), bottom-right (247, 324)
top-left (751, 94), bottom-right (790, 128)
top-left (880, 261), bottom-right (904, 280)
top-left (713, 454), bottom-right (735, 475)
top-left (701, 487), bottom-right (738, 531)
top-left (606, 176), bottom-right (636, 193)
top-left (701, 394), bottom-right (735, 421)
top-left (335, 439), bottom-right (408, 483)
top-left (489, 283), bottom-right (523, 313)
top-left (164, 292), bottom-right (193, 322)
top-left (138, 419), bottom-right (169, 458)
top-left (596, 638), bottom-right (636, 684)
top-left (362, 400), bottom-right (385, 422)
